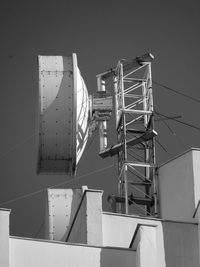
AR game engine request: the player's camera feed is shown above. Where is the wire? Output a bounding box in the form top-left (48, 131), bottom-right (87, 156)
top-left (153, 80), bottom-right (200, 104)
top-left (155, 111), bottom-right (188, 149)
top-left (0, 163), bottom-right (116, 206)
top-left (0, 132), bottom-right (37, 161)
top-left (155, 111), bottom-right (200, 131)
top-left (129, 183), bottom-right (152, 199)
top-left (128, 198), bottom-right (152, 216)
top-left (34, 220), bottom-right (45, 238)
top-left (155, 138), bottom-right (170, 155)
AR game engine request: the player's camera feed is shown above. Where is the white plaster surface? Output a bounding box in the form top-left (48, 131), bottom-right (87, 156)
top-left (0, 209), bottom-right (10, 267)
top-left (86, 191), bottom-right (103, 246)
top-left (10, 237), bottom-right (136, 267)
top-left (194, 205), bottom-right (200, 266)
top-left (102, 213), bottom-right (166, 266)
top-left (137, 226), bottom-right (157, 267)
top-left (68, 190), bottom-right (103, 246)
top-left (102, 213), bottom-right (159, 247)
top-left (192, 150), bottom-right (200, 208)
top-left (45, 188), bottom-right (82, 241)
top-left (158, 149), bottom-right (198, 221)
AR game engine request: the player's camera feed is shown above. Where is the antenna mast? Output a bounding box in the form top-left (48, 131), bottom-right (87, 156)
top-left (96, 53), bottom-right (158, 216)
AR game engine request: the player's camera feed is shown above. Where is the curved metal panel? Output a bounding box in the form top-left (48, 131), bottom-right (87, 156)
top-left (37, 54), bottom-right (89, 176)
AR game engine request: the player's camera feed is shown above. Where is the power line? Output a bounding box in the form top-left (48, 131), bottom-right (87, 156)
top-left (156, 111), bottom-right (200, 131)
top-left (153, 81), bottom-right (200, 104)
top-left (155, 111), bottom-right (188, 149)
top-left (0, 132), bottom-right (37, 161)
top-left (34, 220), bottom-right (45, 238)
top-left (0, 163), bottom-right (116, 206)
top-left (128, 198), bottom-right (152, 216)
top-left (155, 139), bottom-right (170, 155)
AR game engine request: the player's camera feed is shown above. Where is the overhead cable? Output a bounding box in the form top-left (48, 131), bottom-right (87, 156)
top-left (155, 139), bottom-right (170, 154)
top-left (155, 111), bottom-right (188, 149)
top-left (0, 163), bottom-right (116, 206)
top-left (0, 132), bottom-right (37, 161)
top-left (155, 111), bottom-right (200, 131)
top-left (128, 198), bottom-right (152, 216)
top-left (34, 220), bottom-right (45, 238)
top-left (153, 81), bottom-right (200, 104)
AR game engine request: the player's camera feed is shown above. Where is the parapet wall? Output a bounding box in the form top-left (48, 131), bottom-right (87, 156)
top-left (158, 148), bottom-right (200, 222)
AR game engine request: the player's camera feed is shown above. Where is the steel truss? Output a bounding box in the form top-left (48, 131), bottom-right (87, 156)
top-left (114, 58), bottom-right (157, 215)
top-left (96, 53), bottom-right (158, 216)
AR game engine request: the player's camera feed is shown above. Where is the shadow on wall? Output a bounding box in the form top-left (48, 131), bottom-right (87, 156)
top-left (162, 221), bottom-right (199, 267)
top-left (100, 247), bottom-right (136, 267)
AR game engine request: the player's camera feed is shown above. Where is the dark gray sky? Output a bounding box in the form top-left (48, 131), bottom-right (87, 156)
top-left (0, 0), bottom-right (200, 238)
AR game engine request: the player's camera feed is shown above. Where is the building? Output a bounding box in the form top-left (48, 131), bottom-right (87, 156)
top-left (1, 148), bottom-right (200, 267)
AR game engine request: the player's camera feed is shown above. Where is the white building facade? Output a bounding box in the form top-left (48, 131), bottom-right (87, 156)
top-left (1, 148), bottom-right (200, 267)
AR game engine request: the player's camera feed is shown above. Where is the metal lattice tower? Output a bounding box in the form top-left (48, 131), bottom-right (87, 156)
top-left (96, 53), bottom-right (157, 216)
top-left (114, 56), bottom-right (157, 215)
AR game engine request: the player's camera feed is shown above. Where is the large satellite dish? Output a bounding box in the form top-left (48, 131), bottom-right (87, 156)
top-left (37, 54), bottom-right (89, 176)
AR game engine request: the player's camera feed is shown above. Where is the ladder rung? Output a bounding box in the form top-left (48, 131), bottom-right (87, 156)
top-left (127, 162), bottom-right (154, 168)
top-left (128, 181), bottom-right (152, 186)
top-left (108, 195), bottom-right (153, 206)
top-left (127, 129), bottom-right (146, 134)
top-left (123, 109), bottom-right (152, 115)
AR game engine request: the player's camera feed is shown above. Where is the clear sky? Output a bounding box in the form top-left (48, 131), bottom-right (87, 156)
top-left (0, 0), bottom-right (200, 238)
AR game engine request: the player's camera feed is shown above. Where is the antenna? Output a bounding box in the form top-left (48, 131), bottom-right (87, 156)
top-left (37, 54), bottom-right (89, 176)
top-left (37, 52), bottom-right (158, 216)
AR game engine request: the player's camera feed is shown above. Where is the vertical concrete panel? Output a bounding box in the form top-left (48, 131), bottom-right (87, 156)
top-left (158, 149), bottom-right (196, 221)
top-left (86, 191), bottom-right (103, 246)
top-left (192, 150), bottom-right (200, 207)
top-left (139, 227), bottom-right (157, 267)
top-left (67, 190), bottom-right (103, 246)
top-left (195, 207), bottom-right (200, 265)
top-left (162, 221), bottom-right (199, 267)
top-left (45, 188), bottom-right (82, 241)
top-left (0, 209), bottom-right (10, 267)
top-left (102, 213), bottom-right (164, 249)
top-left (67, 195), bottom-right (87, 244)
top-left (135, 243), bottom-right (141, 267)
top-left (131, 225), bottom-right (166, 267)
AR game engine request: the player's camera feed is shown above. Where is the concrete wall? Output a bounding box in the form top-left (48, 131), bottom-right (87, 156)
top-left (0, 209), bottom-right (10, 267)
top-left (67, 190), bottom-right (103, 246)
top-left (45, 188), bottom-right (83, 241)
top-left (102, 213), bottom-right (166, 266)
top-left (162, 221), bottom-right (199, 267)
top-left (10, 237), bottom-right (136, 267)
top-left (192, 150), bottom-right (200, 208)
top-left (194, 202), bottom-right (200, 265)
top-left (158, 149), bottom-right (200, 221)
top-left (131, 226), bottom-right (158, 267)
top-left (67, 191), bottom-right (87, 244)
top-left (102, 212), bottom-right (164, 248)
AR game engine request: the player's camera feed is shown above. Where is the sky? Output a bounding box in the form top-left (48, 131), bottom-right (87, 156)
top-left (0, 0), bottom-right (200, 238)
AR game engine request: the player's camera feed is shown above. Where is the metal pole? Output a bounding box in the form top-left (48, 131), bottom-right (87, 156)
top-left (120, 63), bottom-right (128, 214)
top-left (148, 63), bottom-right (158, 216)
top-left (114, 76), bottom-right (119, 129)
